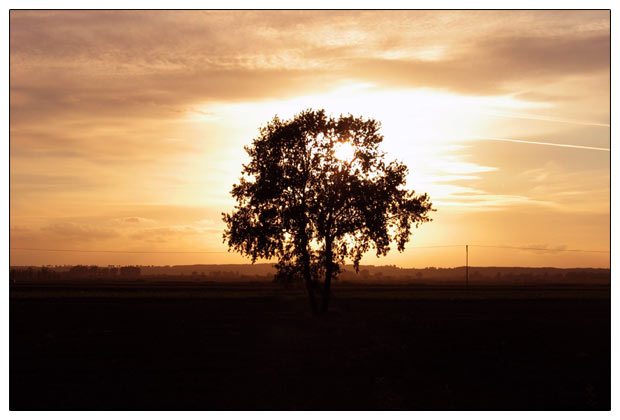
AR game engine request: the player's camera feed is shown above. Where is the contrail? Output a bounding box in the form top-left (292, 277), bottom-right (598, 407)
top-left (472, 136), bottom-right (610, 152)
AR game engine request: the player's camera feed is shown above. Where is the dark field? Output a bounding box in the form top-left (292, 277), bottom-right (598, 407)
top-left (10, 284), bottom-right (610, 410)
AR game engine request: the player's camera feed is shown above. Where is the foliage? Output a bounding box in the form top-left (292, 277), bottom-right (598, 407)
top-left (223, 109), bottom-right (434, 313)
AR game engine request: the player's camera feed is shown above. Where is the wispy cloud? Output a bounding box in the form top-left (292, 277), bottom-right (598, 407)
top-left (478, 110), bottom-right (610, 128)
top-left (40, 223), bottom-right (120, 242)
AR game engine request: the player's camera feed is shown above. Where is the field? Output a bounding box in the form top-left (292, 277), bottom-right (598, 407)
top-left (10, 283), bottom-right (610, 410)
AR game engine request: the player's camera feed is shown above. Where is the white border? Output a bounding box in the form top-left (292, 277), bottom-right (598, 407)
top-left (5, 3), bottom-right (614, 418)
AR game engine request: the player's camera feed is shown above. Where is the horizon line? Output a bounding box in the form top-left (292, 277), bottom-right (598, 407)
top-left (9, 263), bottom-right (611, 270)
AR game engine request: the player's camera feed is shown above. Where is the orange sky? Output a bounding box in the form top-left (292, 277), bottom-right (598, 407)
top-left (9, 10), bottom-right (610, 268)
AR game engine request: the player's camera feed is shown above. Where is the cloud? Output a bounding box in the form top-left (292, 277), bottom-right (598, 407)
top-left (520, 244), bottom-right (568, 254)
top-left (10, 226), bottom-right (38, 242)
top-left (40, 223), bottom-right (119, 242)
top-left (434, 188), bottom-right (553, 210)
top-left (344, 34), bottom-right (609, 95)
top-left (10, 10), bottom-right (610, 128)
top-left (10, 205), bottom-right (226, 251)
top-left (116, 217), bottom-right (155, 224)
top-left (129, 226), bottom-right (205, 243)
top-left (10, 173), bottom-right (106, 193)
top-left (442, 137), bottom-right (610, 213)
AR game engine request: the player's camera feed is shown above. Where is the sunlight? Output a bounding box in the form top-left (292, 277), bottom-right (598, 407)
top-left (333, 141), bottom-right (356, 162)
top-left (191, 84), bottom-right (546, 209)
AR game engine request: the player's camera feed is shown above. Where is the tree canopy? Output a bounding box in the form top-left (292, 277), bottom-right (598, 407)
top-left (223, 109), bottom-right (434, 314)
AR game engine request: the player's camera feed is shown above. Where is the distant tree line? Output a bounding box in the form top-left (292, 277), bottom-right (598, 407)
top-left (336, 266), bottom-right (610, 285)
top-left (9, 264), bottom-right (609, 285)
top-left (10, 265), bottom-right (141, 283)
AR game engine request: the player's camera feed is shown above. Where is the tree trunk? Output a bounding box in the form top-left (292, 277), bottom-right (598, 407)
top-left (320, 237), bottom-right (333, 314)
top-left (300, 230), bottom-right (318, 315)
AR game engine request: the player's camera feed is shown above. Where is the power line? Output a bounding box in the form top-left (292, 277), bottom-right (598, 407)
top-left (407, 244), bottom-right (465, 249)
top-left (10, 244), bottom-right (609, 254)
top-left (469, 245), bottom-right (610, 254)
top-left (10, 247), bottom-right (229, 254)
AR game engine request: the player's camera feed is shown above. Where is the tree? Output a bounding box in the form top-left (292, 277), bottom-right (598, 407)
top-left (222, 109), bottom-right (434, 314)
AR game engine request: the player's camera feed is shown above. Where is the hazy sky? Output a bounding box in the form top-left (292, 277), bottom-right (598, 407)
top-left (10, 10), bottom-right (610, 268)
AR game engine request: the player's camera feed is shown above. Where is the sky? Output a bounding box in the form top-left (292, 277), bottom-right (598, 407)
top-left (9, 10), bottom-right (610, 268)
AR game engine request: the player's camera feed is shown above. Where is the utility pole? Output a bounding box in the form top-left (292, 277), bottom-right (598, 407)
top-left (465, 245), bottom-right (469, 288)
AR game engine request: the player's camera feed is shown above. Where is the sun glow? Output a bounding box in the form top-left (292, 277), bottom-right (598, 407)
top-left (334, 141), bottom-right (356, 162)
top-left (188, 84), bottom-right (548, 213)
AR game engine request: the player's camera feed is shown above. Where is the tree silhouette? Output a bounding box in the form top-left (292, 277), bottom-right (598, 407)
top-left (223, 109), bottom-right (433, 314)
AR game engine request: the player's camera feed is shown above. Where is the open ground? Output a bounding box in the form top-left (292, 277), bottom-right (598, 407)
top-left (10, 283), bottom-right (610, 410)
